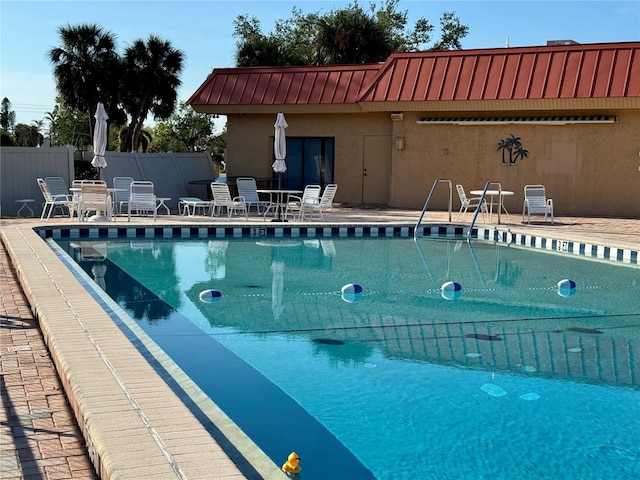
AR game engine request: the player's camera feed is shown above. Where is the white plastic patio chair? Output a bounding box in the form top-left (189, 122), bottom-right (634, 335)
top-left (298, 184), bottom-right (338, 221)
top-left (78, 181), bottom-right (113, 222)
top-left (523, 184), bottom-right (554, 224)
top-left (236, 177), bottom-right (271, 214)
top-left (285, 185), bottom-right (322, 220)
top-left (210, 182), bottom-right (247, 219)
top-left (112, 177), bottom-right (134, 214)
top-left (456, 184), bottom-right (486, 221)
top-left (128, 181), bottom-right (157, 222)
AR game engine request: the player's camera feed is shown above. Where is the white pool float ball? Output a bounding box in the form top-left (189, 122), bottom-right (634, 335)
top-left (341, 283), bottom-right (363, 303)
top-left (557, 279), bottom-right (577, 297)
top-left (199, 289), bottom-right (222, 303)
top-left (441, 281), bottom-right (462, 300)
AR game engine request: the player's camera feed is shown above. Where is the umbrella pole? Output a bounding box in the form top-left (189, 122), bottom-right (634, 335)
top-left (277, 173), bottom-right (282, 221)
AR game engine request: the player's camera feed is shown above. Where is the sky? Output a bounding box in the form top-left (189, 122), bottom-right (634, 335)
top-left (1, 0), bottom-right (639, 129)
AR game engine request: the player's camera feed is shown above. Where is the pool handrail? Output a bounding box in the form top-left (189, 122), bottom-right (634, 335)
top-left (467, 181), bottom-right (504, 239)
top-left (414, 178), bottom-right (452, 238)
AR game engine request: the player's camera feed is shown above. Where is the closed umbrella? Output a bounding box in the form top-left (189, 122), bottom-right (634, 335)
top-left (273, 112), bottom-right (288, 187)
top-left (91, 102), bottom-right (108, 170)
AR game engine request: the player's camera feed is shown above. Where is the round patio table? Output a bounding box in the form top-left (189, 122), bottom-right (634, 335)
top-left (470, 189), bottom-right (514, 223)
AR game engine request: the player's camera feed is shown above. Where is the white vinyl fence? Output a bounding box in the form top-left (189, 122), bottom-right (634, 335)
top-left (0, 147), bottom-right (217, 217)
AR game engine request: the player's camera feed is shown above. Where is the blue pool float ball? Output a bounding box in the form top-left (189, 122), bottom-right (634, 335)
top-left (199, 289), bottom-right (222, 303)
top-left (441, 281), bottom-right (462, 300)
top-left (341, 283), bottom-right (363, 303)
top-left (557, 279), bottom-right (577, 297)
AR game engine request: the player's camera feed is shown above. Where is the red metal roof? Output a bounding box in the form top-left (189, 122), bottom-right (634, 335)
top-left (187, 42), bottom-right (640, 110)
top-left (187, 64), bottom-right (380, 107)
top-left (358, 42), bottom-right (640, 102)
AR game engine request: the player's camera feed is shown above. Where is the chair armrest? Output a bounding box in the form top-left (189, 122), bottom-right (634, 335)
top-left (233, 196), bottom-right (246, 203)
top-left (52, 194), bottom-right (74, 202)
top-left (287, 194), bottom-right (302, 203)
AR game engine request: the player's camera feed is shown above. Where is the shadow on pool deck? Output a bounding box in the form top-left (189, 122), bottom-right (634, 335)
top-left (0, 207), bottom-right (637, 479)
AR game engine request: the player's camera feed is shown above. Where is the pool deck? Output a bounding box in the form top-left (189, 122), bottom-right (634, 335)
top-left (1, 207), bottom-right (638, 480)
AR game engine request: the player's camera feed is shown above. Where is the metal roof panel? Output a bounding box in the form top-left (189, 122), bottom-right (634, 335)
top-left (187, 42), bottom-right (640, 111)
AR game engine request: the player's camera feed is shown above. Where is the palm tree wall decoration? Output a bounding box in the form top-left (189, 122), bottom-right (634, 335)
top-left (497, 134), bottom-right (529, 164)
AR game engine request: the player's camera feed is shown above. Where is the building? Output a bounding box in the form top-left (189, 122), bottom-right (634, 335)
top-left (187, 41), bottom-right (640, 218)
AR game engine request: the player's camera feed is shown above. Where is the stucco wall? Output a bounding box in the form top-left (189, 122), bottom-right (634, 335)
top-left (391, 111), bottom-right (640, 217)
top-left (225, 112), bottom-right (391, 204)
top-left (223, 110), bottom-right (640, 218)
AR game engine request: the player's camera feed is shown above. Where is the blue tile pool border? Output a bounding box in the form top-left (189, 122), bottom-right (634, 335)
top-left (35, 223), bottom-right (638, 266)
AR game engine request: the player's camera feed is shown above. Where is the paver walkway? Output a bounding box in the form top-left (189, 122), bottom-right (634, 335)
top-left (0, 241), bottom-right (98, 480)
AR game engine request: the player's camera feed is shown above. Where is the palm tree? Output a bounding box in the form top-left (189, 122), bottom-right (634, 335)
top-left (49, 24), bottom-right (124, 134)
top-left (120, 35), bottom-right (184, 152)
top-left (118, 126), bottom-right (153, 152)
top-left (236, 35), bottom-right (287, 67)
top-left (316, 6), bottom-right (391, 64)
top-left (43, 110), bottom-right (59, 145)
top-left (14, 124), bottom-right (43, 147)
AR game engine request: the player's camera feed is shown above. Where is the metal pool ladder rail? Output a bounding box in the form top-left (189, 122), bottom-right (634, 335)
top-left (466, 181), bottom-right (504, 239)
top-left (414, 178), bottom-right (452, 238)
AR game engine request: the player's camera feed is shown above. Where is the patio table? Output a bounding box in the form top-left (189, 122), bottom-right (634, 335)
top-left (470, 189), bottom-right (513, 224)
top-left (258, 189), bottom-right (303, 222)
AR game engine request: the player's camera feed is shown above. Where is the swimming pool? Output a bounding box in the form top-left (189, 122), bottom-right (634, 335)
top-left (56, 235), bottom-right (640, 480)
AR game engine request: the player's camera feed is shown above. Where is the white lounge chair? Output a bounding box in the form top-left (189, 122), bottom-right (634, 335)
top-left (38, 178), bottom-right (76, 221)
top-left (523, 184), bottom-right (554, 224)
top-left (178, 197), bottom-right (213, 216)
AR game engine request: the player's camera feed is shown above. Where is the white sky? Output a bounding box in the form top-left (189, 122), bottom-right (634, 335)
top-left (1, 0), bottom-right (638, 127)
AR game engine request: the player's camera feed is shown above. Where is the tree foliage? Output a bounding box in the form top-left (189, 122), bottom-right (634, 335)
top-left (48, 24), bottom-right (125, 131)
top-left (233, 0), bottom-right (469, 66)
top-left (120, 35), bottom-right (184, 152)
top-left (1, 97), bottom-right (16, 132)
top-left (148, 102), bottom-right (219, 153)
top-left (46, 102), bottom-right (92, 149)
top-left (13, 123), bottom-right (44, 147)
top-left (49, 24), bottom-right (184, 153)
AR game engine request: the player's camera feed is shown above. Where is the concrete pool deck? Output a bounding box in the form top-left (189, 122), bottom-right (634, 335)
top-left (1, 207), bottom-right (638, 479)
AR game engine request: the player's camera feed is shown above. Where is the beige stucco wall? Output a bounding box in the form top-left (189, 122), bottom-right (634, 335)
top-left (391, 111), bottom-right (640, 217)
top-left (225, 112), bottom-right (391, 204)
top-left (225, 110), bottom-right (640, 218)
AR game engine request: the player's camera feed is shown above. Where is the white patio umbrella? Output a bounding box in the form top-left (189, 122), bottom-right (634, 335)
top-left (91, 102), bottom-right (108, 171)
top-left (272, 112), bottom-right (288, 188)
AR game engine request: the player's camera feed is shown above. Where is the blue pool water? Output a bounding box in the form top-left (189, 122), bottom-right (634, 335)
top-left (57, 236), bottom-right (640, 480)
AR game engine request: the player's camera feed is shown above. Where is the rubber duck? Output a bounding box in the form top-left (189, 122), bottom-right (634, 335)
top-left (282, 451), bottom-right (301, 478)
